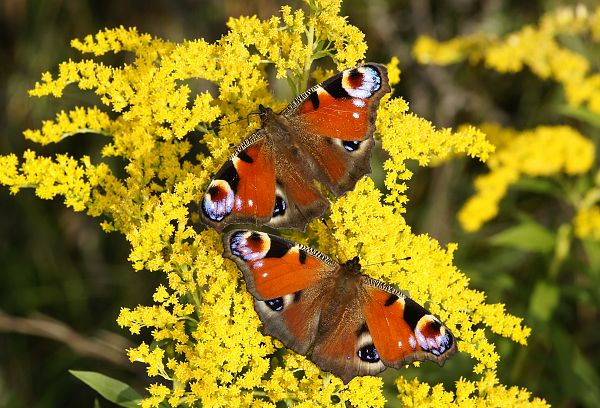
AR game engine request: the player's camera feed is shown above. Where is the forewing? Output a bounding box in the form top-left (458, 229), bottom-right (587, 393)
top-left (200, 132), bottom-right (276, 231)
top-left (284, 63), bottom-right (390, 196)
top-left (359, 277), bottom-right (457, 368)
top-left (222, 230), bottom-right (337, 299)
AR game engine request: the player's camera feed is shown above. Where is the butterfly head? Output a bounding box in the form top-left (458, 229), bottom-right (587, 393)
top-left (257, 104), bottom-right (276, 126)
top-left (343, 256), bottom-right (362, 275)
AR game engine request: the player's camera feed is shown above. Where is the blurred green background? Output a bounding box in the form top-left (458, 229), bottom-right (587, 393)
top-left (1, 0), bottom-right (599, 406)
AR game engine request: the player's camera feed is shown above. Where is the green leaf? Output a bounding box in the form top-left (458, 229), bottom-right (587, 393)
top-left (581, 238), bottom-right (600, 279)
top-left (528, 280), bottom-right (560, 321)
top-left (557, 104), bottom-right (600, 128)
top-left (573, 346), bottom-right (600, 407)
top-left (512, 176), bottom-right (561, 195)
top-left (70, 370), bottom-right (142, 408)
top-left (489, 221), bottom-right (555, 253)
top-left (312, 49), bottom-right (332, 60)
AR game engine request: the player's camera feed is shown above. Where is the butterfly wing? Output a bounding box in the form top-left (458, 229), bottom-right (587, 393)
top-left (309, 296), bottom-right (387, 383)
top-left (284, 63), bottom-right (390, 196)
top-left (200, 132), bottom-right (276, 231)
top-left (201, 63), bottom-right (389, 231)
top-left (359, 277), bottom-right (457, 369)
top-left (222, 230), bottom-right (338, 354)
top-left (266, 153), bottom-right (329, 230)
top-left (223, 232), bottom-right (456, 383)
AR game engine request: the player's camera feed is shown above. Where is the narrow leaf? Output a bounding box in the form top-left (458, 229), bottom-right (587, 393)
top-left (489, 221), bottom-right (555, 253)
top-left (557, 104), bottom-right (600, 128)
top-left (529, 280), bottom-right (560, 322)
top-left (70, 370), bottom-right (142, 408)
top-left (512, 176), bottom-right (561, 195)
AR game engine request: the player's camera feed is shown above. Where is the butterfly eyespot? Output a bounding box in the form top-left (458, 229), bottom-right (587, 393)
top-left (342, 66), bottom-right (382, 98)
top-left (229, 231), bottom-right (269, 261)
top-left (416, 316), bottom-right (454, 355)
top-left (347, 69), bottom-right (363, 86)
top-left (357, 344), bottom-right (380, 363)
top-left (342, 140), bottom-right (361, 152)
top-left (441, 329), bottom-right (454, 353)
top-left (248, 231), bottom-right (264, 243)
top-left (272, 195), bottom-right (286, 217)
top-left (264, 297), bottom-right (284, 312)
top-left (202, 180), bottom-right (234, 221)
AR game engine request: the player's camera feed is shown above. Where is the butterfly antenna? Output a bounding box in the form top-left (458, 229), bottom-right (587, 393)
top-left (356, 242), bottom-right (364, 257)
top-left (246, 111), bottom-right (261, 126)
top-left (362, 257), bottom-right (411, 269)
top-left (207, 112), bottom-right (261, 133)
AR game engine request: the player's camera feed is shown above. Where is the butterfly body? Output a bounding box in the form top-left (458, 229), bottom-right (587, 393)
top-left (202, 63), bottom-right (390, 231)
top-left (223, 230), bottom-right (457, 383)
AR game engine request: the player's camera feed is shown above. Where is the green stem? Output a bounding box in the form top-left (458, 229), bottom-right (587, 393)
top-left (59, 128), bottom-right (112, 140)
top-left (300, 24), bottom-right (315, 93)
top-left (549, 223), bottom-right (572, 280)
top-left (580, 187), bottom-right (600, 209)
top-left (509, 344), bottom-right (529, 383)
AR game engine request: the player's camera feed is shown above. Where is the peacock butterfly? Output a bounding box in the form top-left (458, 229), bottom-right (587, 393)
top-left (201, 63), bottom-right (390, 231)
top-left (222, 229), bottom-right (458, 383)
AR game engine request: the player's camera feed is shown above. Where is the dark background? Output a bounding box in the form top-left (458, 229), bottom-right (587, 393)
top-left (1, 0), bottom-right (598, 406)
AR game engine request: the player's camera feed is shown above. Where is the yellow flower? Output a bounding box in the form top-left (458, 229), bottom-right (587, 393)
top-left (413, 5), bottom-right (600, 114)
top-left (574, 205), bottom-right (600, 240)
top-left (458, 124), bottom-right (595, 231)
top-left (0, 1), bottom-right (545, 406)
top-left (397, 370), bottom-right (549, 407)
top-left (143, 383), bottom-right (171, 408)
top-left (377, 97), bottom-right (493, 212)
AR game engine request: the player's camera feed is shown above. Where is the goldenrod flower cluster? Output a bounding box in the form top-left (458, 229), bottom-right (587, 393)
top-left (458, 124), bottom-right (594, 232)
top-left (414, 5), bottom-right (599, 234)
top-left (413, 4), bottom-right (600, 114)
top-left (575, 205), bottom-right (600, 240)
top-left (0, 1), bottom-right (546, 406)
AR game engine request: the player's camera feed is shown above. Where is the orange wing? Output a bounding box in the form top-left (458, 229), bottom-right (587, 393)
top-left (309, 296), bottom-right (387, 383)
top-left (222, 230), bottom-right (338, 354)
top-left (200, 133), bottom-right (276, 231)
top-left (222, 230), bottom-right (336, 299)
top-left (285, 63), bottom-right (390, 141)
top-left (359, 277), bottom-right (457, 368)
top-left (284, 63), bottom-right (389, 195)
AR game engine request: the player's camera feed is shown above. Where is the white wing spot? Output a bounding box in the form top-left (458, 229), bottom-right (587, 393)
top-left (235, 196), bottom-right (243, 211)
top-left (352, 98), bottom-right (366, 107)
top-left (409, 335), bottom-right (417, 350)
